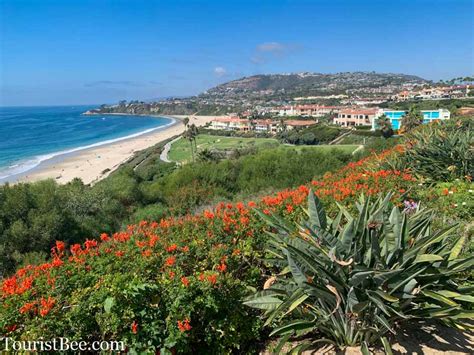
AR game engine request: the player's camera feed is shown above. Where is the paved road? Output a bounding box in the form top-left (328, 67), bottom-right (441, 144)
top-left (160, 136), bottom-right (182, 163)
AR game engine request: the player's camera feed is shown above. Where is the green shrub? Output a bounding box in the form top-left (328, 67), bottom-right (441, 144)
top-left (129, 204), bottom-right (168, 224)
top-left (245, 191), bottom-right (473, 352)
top-left (402, 119), bottom-right (473, 181)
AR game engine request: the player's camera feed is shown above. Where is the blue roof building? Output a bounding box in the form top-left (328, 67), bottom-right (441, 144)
top-left (372, 109), bottom-right (450, 131)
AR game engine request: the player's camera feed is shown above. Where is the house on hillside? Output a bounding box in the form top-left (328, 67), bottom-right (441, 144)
top-left (209, 117), bottom-right (250, 131)
top-left (274, 105), bottom-right (341, 117)
top-left (209, 117), bottom-right (317, 134)
top-left (333, 108), bottom-right (379, 127)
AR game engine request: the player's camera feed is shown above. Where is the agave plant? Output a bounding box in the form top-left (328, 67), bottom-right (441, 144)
top-left (244, 192), bottom-right (473, 353)
top-left (402, 120), bottom-right (473, 181)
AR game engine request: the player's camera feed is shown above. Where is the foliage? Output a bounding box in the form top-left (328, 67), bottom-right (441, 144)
top-left (401, 119), bottom-right (473, 181)
top-left (278, 125), bottom-right (342, 145)
top-left (1, 128), bottom-right (471, 352)
top-left (0, 146), bottom-right (353, 276)
top-left (418, 180), bottom-right (474, 223)
top-left (0, 179), bottom-right (127, 276)
top-left (376, 114), bottom-right (394, 138)
top-left (245, 192), bottom-right (473, 351)
top-left (401, 106), bottom-right (423, 132)
top-left (0, 203), bottom-right (270, 353)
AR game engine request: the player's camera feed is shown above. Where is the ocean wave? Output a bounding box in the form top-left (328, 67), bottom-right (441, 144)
top-left (0, 117), bottom-right (175, 182)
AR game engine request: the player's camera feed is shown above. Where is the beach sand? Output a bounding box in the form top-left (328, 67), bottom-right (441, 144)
top-left (20, 115), bottom-right (221, 185)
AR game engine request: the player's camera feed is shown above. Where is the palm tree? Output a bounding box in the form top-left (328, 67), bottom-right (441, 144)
top-left (183, 117), bottom-right (189, 128)
top-left (183, 129), bottom-right (195, 163)
top-left (377, 114), bottom-right (394, 138)
top-left (189, 123), bottom-right (198, 151)
top-left (278, 118), bottom-right (287, 133)
top-left (183, 123), bottom-right (198, 163)
top-left (401, 106), bottom-right (424, 132)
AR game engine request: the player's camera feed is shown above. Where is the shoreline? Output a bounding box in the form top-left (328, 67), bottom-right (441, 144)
top-left (1, 114), bottom-right (222, 185)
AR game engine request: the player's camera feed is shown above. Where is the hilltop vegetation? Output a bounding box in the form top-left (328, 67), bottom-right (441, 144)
top-left (202, 72), bottom-right (427, 100)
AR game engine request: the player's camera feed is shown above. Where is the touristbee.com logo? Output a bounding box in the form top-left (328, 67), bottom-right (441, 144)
top-left (2, 337), bottom-right (125, 352)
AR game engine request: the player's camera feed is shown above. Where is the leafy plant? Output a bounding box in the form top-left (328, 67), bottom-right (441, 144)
top-left (401, 106), bottom-right (423, 132)
top-left (245, 191), bottom-right (473, 352)
top-left (402, 119), bottom-right (473, 181)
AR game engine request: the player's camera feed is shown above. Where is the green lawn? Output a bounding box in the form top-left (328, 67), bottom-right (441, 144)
top-left (168, 134), bottom-right (280, 163)
top-left (168, 134), bottom-right (360, 163)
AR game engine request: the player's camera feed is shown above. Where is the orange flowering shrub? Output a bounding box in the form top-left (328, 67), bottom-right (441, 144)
top-left (0, 146), bottom-right (419, 353)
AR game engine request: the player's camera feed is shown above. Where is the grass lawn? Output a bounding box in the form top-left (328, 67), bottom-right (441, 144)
top-left (168, 134), bottom-right (279, 162)
top-left (168, 134), bottom-right (360, 163)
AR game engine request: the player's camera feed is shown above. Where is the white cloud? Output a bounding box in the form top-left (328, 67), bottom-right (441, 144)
top-left (214, 66), bottom-right (227, 77)
top-left (257, 42), bottom-right (286, 53)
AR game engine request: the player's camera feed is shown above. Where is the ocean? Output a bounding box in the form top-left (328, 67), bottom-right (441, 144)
top-left (0, 105), bottom-right (173, 182)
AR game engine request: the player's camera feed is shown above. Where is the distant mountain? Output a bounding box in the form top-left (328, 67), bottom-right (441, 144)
top-left (200, 72), bottom-right (429, 100)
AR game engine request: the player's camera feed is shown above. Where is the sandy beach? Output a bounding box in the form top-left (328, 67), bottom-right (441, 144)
top-left (18, 115), bottom-right (220, 185)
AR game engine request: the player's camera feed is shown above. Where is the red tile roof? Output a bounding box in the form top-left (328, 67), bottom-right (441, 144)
top-left (285, 120), bottom-right (318, 126)
top-left (339, 108), bottom-right (378, 115)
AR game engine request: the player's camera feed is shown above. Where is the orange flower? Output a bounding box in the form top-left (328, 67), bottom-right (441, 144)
top-left (216, 263), bottom-right (227, 273)
top-left (141, 249), bottom-right (152, 257)
top-left (84, 239), bottom-right (98, 250)
top-left (181, 276), bottom-right (190, 287)
top-left (166, 244), bottom-right (178, 253)
top-left (39, 297), bottom-right (55, 317)
top-left (177, 319), bottom-right (192, 332)
top-left (204, 210), bottom-right (215, 219)
top-left (19, 301), bottom-right (36, 314)
top-left (100, 233), bottom-right (109, 241)
top-left (55, 241), bottom-right (65, 253)
top-left (165, 256), bottom-right (176, 267)
top-left (115, 251), bottom-right (124, 257)
top-left (131, 320), bottom-right (138, 334)
top-left (70, 244), bottom-right (82, 255)
top-left (207, 273), bottom-right (217, 285)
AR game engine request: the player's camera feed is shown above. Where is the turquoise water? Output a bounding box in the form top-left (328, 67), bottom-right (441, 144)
top-left (0, 106), bottom-right (173, 182)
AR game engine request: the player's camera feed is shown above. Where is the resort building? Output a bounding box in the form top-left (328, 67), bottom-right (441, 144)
top-left (275, 105), bottom-right (341, 117)
top-left (372, 109), bottom-right (451, 130)
top-left (209, 117), bottom-right (317, 134)
top-left (333, 108), bottom-right (379, 127)
top-left (254, 119), bottom-right (279, 134)
top-left (209, 117), bottom-right (250, 131)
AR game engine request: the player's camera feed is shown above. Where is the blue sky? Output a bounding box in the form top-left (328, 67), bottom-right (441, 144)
top-left (1, 0), bottom-right (473, 106)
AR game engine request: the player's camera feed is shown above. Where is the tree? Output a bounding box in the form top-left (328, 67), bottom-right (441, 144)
top-left (377, 114), bottom-right (394, 138)
top-left (278, 118), bottom-right (287, 133)
top-left (183, 123), bottom-right (198, 162)
top-left (401, 106), bottom-right (423, 132)
top-left (182, 117), bottom-right (189, 128)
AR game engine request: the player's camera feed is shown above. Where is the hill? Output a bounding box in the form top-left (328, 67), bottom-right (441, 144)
top-left (200, 71), bottom-right (429, 100)
top-left (90, 72), bottom-right (429, 116)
